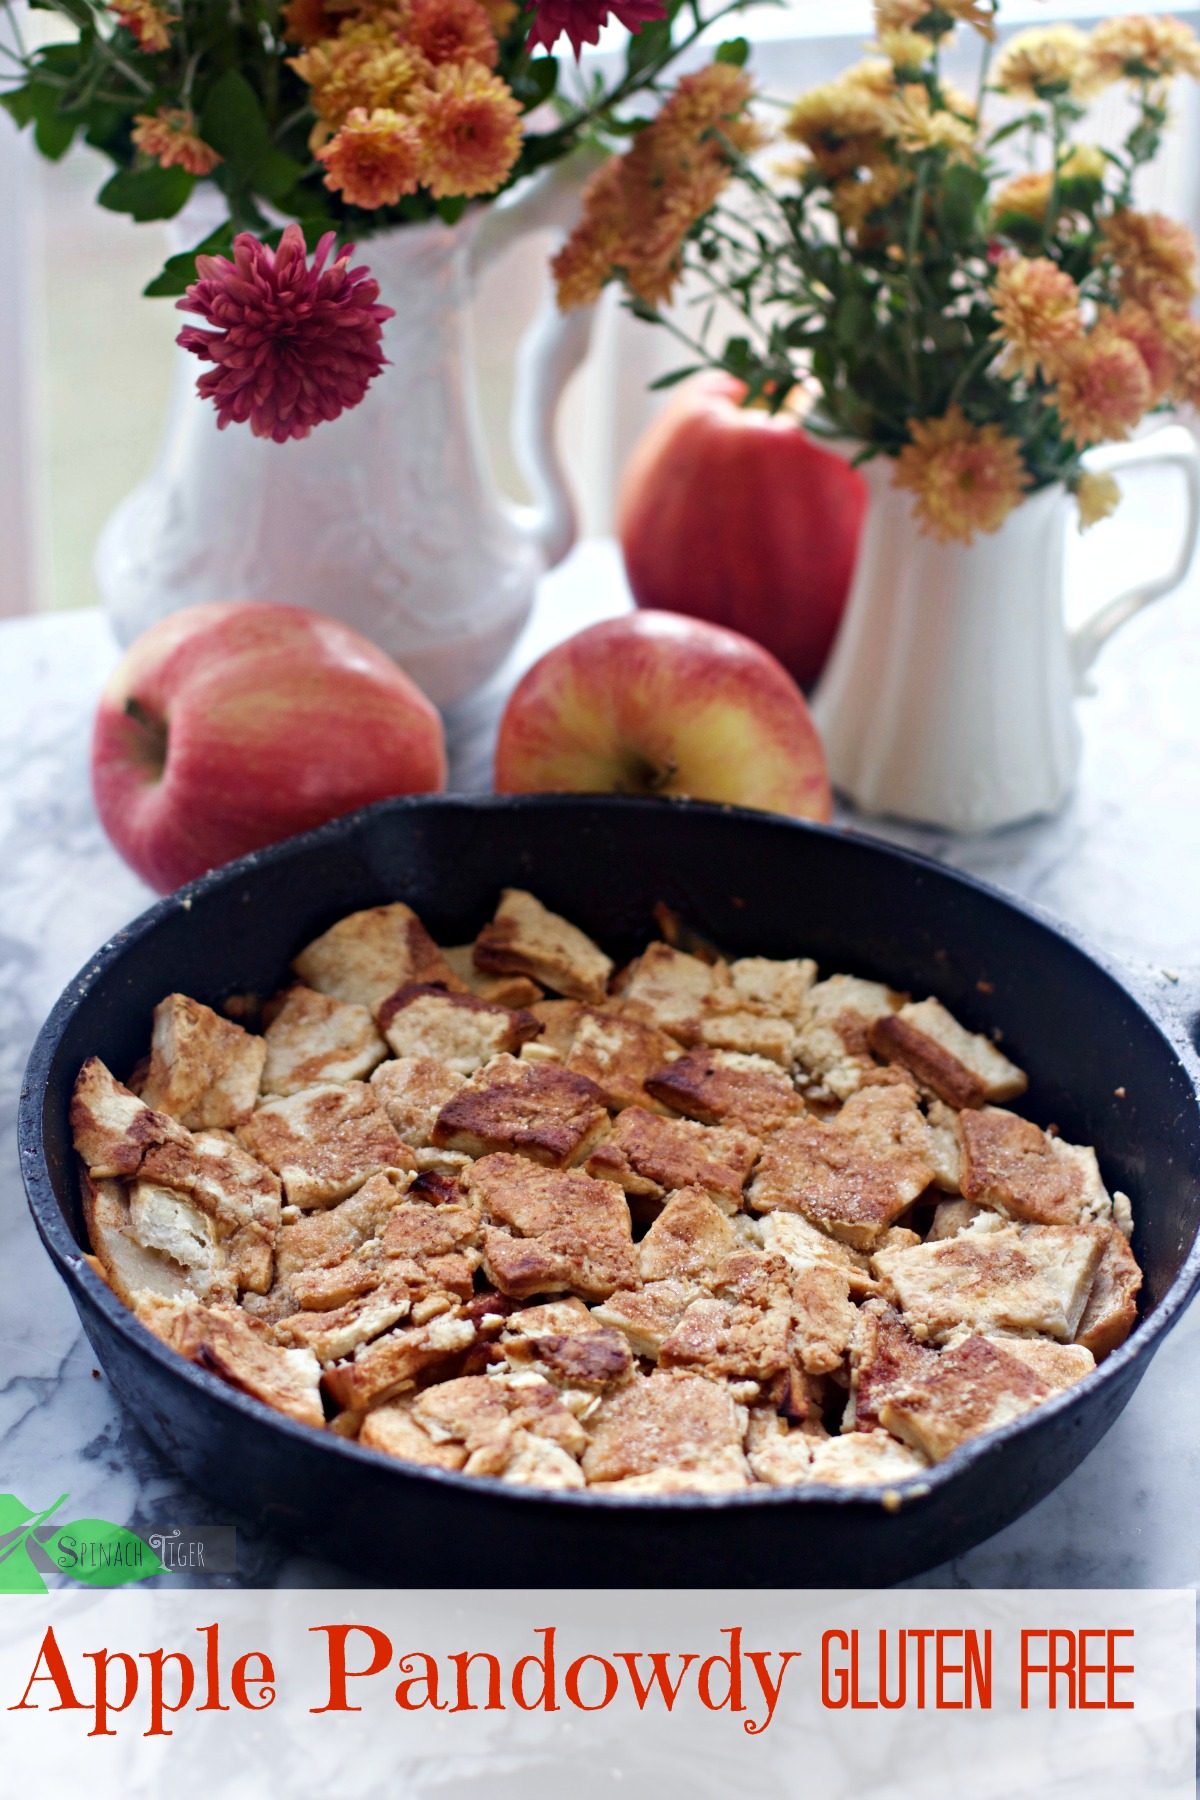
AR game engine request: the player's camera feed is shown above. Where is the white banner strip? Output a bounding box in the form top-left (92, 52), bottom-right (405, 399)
top-left (0, 1589), bottom-right (1193, 1799)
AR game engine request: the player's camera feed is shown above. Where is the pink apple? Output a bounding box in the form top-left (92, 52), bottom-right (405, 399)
top-left (493, 610), bottom-right (832, 821)
top-left (93, 601), bottom-right (446, 892)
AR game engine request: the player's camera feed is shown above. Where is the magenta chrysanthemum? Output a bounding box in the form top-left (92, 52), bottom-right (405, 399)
top-left (175, 223), bottom-right (395, 443)
top-left (524, 0), bottom-right (668, 58)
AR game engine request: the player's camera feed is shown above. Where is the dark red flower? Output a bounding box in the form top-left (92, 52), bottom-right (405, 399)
top-left (175, 223), bottom-right (395, 443)
top-left (525, 0), bottom-right (668, 58)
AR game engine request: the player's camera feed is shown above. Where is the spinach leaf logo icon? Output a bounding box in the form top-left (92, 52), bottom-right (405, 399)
top-left (0, 1495), bottom-right (162, 1592)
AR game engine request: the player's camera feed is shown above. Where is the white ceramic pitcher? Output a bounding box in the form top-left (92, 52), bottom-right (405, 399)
top-left (94, 157), bottom-right (598, 708)
top-left (812, 426), bottom-right (1200, 834)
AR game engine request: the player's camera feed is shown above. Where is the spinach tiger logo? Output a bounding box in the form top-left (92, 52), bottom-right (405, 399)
top-left (0, 1494), bottom-right (162, 1593)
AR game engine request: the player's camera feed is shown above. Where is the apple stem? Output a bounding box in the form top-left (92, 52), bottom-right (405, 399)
top-left (124, 695), bottom-right (169, 776)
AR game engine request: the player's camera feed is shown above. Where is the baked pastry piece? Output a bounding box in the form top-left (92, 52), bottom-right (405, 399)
top-left (617, 942), bottom-right (723, 1044)
top-left (637, 1187), bottom-right (741, 1282)
top-left (758, 1212), bottom-right (879, 1298)
top-left (747, 1082), bottom-right (935, 1249)
top-left (498, 1299), bottom-right (633, 1401)
top-left (260, 986), bottom-right (387, 1095)
top-left (292, 903), bottom-right (465, 1009)
top-left (467, 1152), bottom-right (638, 1300)
top-left (369, 1057), bottom-right (466, 1146)
top-left (361, 1372), bottom-right (587, 1488)
top-left (981, 1335), bottom-right (1094, 1390)
top-left (82, 1172), bottom-right (236, 1308)
top-left (136, 1294), bottom-right (324, 1427)
top-left (586, 1107), bottom-right (759, 1214)
top-left (872, 1216), bottom-right (1105, 1343)
top-left (958, 1107), bottom-right (1113, 1225)
top-left (140, 995), bottom-right (267, 1128)
top-left (645, 1048), bottom-right (804, 1137)
top-left (1072, 1223), bottom-right (1142, 1359)
top-left (238, 1082), bottom-right (414, 1208)
top-left (844, 1299), bottom-right (939, 1431)
top-left (805, 1429), bottom-right (928, 1488)
top-left (71, 1056), bottom-right (189, 1178)
top-left (562, 1010), bottom-right (681, 1111)
top-left (582, 1370), bottom-right (752, 1491)
top-left (879, 1334), bottom-right (1053, 1462)
top-left (374, 983), bottom-right (540, 1073)
top-left (869, 997), bottom-right (1027, 1109)
top-left (431, 1053), bottom-right (610, 1168)
top-left (473, 889), bottom-right (613, 1004)
top-left (440, 944), bottom-right (542, 1009)
top-left (591, 1279), bottom-right (707, 1361)
top-left (321, 1309), bottom-right (479, 1411)
top-left (793, 975), bottom-right (904, 1098)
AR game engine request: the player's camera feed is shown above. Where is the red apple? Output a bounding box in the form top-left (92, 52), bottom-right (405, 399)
top-left (493, 610), bottom-right (832, 821)
top-left (617, 373), bottom-right (868, 688)
top-left (93, 601), bottom-right (446, 892)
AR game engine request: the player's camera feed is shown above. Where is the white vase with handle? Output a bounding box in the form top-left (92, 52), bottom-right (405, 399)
top-left (94, 157), bottom-right (597, 708)
top-left (811, 426), bottom-right (1200, 834)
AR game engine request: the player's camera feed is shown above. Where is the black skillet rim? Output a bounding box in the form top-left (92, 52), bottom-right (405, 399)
top-left (18, 792), bottom-right (1200, 1519)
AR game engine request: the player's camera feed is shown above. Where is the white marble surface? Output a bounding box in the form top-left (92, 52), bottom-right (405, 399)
top-left (2, 530), bottom-right (1199, 1590)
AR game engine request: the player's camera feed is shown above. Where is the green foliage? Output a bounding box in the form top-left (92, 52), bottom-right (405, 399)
top-left (200, 71), bottom-right (303, 205)
top-left (99, 162), bottom-right (194, 219)
top-left (143, 221), bottom-right (235, 296)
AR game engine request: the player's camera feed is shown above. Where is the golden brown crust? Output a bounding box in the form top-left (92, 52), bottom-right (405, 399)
top-left (141, 994), bottom-right (267, 1128)
top-left (467, 1152), bottom-right (638, 1301)
top-left (564, 1010), bottom-right (682, 1111)
top-left (637, 1186), bottom-right (740, 1282)
top-left (645, 1049), bottom-right (804, 1137)
top-left (431, 1054), bottom-right (610, 1169)
top-left (873, 1220), bottom-right (1105, 1343)
top-left (473, 890), bottom-right (613, 1004)
top-left (440, 944), bottom-right (543, 1009)
top-left (369, 1057), bottom-right (466, 1147)
top-left (1073, 1224), bottom-right (1141, 1359)
top-left (321, 1310), bottom-right (478, 1411)
top-left (71, 1057), bottom-right (190, 1180)
top-left (238, 1082), bottom-right (414, 1209)
top-left (959, 1107), bottom-right (1111, 1226)
top-left (869, 1013), bottom-right (987, 1109)
top-left (135, 1295), bottom-right (324, 1427)
top-left (581, 1370), bottom-right (750, 1485)
top-left (292, 903), bottom-right (466, 1010)
top-left (618, 942), bottom-right (726, 1045)
top-left (585, 1107), bottom-right (759, 1213)
top-left (375, 982), bottom-right (541, 1071)
top-left (845, 1298), bottom-right (938, 1431)
top-left (261, 985), bottom-right (387, 1096)
top-left (880, 1334), bottom-right (1052, 1462)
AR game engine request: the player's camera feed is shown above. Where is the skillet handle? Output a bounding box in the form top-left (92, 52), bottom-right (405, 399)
top-left (1127, 963), bottom-right (1200, 1091)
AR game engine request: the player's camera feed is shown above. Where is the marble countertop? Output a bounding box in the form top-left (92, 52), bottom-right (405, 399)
top-left (3, 532), bottom-right (1199, 1590)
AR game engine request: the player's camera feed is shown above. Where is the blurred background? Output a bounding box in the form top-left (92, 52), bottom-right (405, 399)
top-left (2, 0), bottom-right (1199, 622)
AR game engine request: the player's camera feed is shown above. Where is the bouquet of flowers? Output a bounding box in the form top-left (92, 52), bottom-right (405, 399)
top-left (555, 3), bottom-right (1200, 542)
top-left (0, 0), bottom-right (751, 437)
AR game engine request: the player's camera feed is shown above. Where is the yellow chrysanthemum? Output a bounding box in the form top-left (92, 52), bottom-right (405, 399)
top-left (1074, 470), bottom-right (1122, 530)
top-left (1050, 326), bottom-right (1154, 445)
top-left (894, 405), bottom-right (1028, 543)
top-left (1102, 207), bottom-right (1200, 309)
top-left (990, 255), bottom-right (1082, 379)
top-left (989, 169), bottom-right (1053, 229)
top-left (881, 83), bottom-right (977, 159)
top-left (292, 24), bottom-right (430, 143)
top-left (994, 25), bottom-right (1095, 100)
top-left (875, 28), bottom-right (931, 71)
top-left (317, 105), bottom-right (422, 205)
top-left (478, 0), bottom-right (518, 31)
top-left (874, 0), bottom-right (996, 39)
top-left (1087, 14), bottom-right (1200, 85)
top-left (553, 63), bottom-right (761, 311)
top-left (1060, 143), bottom-right (1106, 183)
top-left (831, 156), bottom-right (909, 236)
top-left (410, 58), bottom-right (522, 198)
top-left (785, 62), bottom-right (893, 177)
top-left (131, 107), bottom-right (222, 176)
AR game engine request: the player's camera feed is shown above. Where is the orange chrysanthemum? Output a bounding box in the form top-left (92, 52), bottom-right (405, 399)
top-left (282, 0), bottom-right (404, 45)
top-left (894, 405), bottom-right (1028, 543)
top-left (410, 59), bottom-right (522, 198)
top-left (1087, 14), bottom-right (1200, 84)
top-left (990, 255), bottom-right (1082, 378)
top-left (407, 0), bottom-right (498, 68)
top-left (131, 108), bottom-right (222, 176)
top-left (1102, 208), bottom-right (1199, 310)
top-left (1158, 309), bottom-right (1200, 408)
top-left (553, 63), bottom-right (762, 311)
top-left (318, 105), bottom-right (423, 205)
top-left (292, 24), bottom-right (429, 140)
top-left (108, 0), bottom-right (172, 52)
top-left (785, 62), bottom-right (892, 178)
top-left (1050, 326), bottom-right (1154, 446)
top-left (479, 0), bottom-right (518, 31)
top-left (1109, 298), bottom-right (1177, 400)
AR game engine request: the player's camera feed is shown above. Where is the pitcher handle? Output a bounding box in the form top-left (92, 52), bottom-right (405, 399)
top-left (1069, 425), bottom-right (1200, 689)
top-left (470, 149), bottom-right (603, 570)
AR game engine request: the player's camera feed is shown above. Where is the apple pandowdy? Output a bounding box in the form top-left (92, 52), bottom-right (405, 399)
top-left (71, 890), bottom-right (1142, 1495)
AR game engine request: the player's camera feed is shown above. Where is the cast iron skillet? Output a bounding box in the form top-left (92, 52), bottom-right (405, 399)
top-left (19, 796), bottom-right (1200, 1585)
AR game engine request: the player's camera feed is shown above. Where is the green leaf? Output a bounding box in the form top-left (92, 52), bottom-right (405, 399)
top-left (625, 15), bottom-right (673, 76)
top-left (199, 70), bottom-right (302, 203)
top-left (436, 194), bottom-right (467, 225)
top-left (649, 364), bottom-right (704, 390)
top-left (144, 222), bottom-right (235, 297)
top-left (715, 37), bottom-right (750, 67)
top-left (35, 108), bottom-right (76, 160)
top-left (99, 164), bottom-right (195, 221)
top-left (0, 1496), bottom-right (36, 1538)
top-left (41, 1522), bottom-right (162, 1587)
top-left (936, 161), bottom-right (987, 238)
top-left (512, 53), bottom-right (558, 111)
